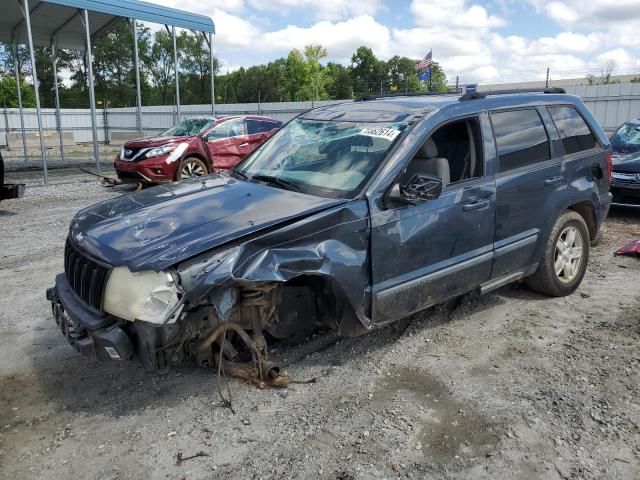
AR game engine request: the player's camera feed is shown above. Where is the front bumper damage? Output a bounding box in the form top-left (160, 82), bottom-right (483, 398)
top-left (47, 273), bottom-right (134, 362)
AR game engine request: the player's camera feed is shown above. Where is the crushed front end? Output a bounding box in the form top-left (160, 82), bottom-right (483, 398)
top-left (47, 238), bottom-right (185, 369)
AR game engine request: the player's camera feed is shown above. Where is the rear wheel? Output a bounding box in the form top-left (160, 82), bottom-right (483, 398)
top-left (526, 211), bottom-right (589, 296)
top-left (177, 157), bottom-right (208, 180)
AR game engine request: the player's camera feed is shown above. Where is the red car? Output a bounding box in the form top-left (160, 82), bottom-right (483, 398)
top-left (114, 115), bottom-right (282, 183)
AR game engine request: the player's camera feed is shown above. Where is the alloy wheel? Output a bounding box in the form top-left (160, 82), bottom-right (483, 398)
top-left (181, 160), bottom-right (206, 178)
top-left (554, 225), bottom-right (584, 284)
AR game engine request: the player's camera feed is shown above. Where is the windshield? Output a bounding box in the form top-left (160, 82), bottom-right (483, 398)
top-left (162, 118), bottom-right (214, 137)
top-left (611, 122), bottom-right (640, 153)
top-left (235, 118), bottom-right (408, 198)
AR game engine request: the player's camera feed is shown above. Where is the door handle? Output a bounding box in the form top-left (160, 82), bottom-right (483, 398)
top-left (544, 176), bottom-right (563, 186)
top-left (463, 199), bottom-right (490, 212)
top-left (239, 142), bottom-right (249, 148)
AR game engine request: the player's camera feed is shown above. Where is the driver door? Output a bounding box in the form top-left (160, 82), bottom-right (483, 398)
top-left (205, 118), bottom-right (250, 170)
top-left (370, 115), bottom-right (496, 324)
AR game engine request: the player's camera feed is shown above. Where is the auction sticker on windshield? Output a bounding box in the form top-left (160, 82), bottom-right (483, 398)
top-left (360, 127), bottom-right (401, 141)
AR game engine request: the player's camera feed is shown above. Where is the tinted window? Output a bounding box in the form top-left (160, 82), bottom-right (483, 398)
top-left (247, 119), bottom-right (277, 135)
top-left (491, 109), bottom-right (551, 172)
top-left (548, 106), bottom-right (597, 155)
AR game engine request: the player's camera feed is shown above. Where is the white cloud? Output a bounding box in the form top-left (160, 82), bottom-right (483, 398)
top-left (597, 48), bottom-right (635, 66)
top-left (148, 0), bottom-right (640, 85)
top-left (261, 16), bottom-right (391, 61)
top-left (247, 0), bottom-right (382, 21)
top-left (410, 0), bottom-right (504, 29)
top-left (163, 0), bottom-right (244, 15)
top-left (211, 8), bottom-right (261, 49)
top-left (537, 0), bottom-right (640, 26)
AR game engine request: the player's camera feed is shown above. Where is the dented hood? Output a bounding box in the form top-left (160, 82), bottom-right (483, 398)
top-left (69, 174), bottom-right (344, 271)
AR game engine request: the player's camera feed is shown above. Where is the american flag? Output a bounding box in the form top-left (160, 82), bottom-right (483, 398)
top-left (416, 50), bottom-right (432, 71)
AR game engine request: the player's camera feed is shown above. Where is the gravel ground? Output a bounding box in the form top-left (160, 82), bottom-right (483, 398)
top-left (1, 168), bottom-right (639, 480)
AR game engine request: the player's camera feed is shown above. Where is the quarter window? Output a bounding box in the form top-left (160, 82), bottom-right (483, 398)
top-left (548, 106), bottom-right (597, 155)
top-left (491, 109), bottom-right (551, 172)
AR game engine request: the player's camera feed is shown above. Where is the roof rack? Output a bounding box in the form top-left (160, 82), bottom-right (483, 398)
top-left (354, 91), bottom-right (459, 102)
top-left (459, 87), bottom-right (566, 101)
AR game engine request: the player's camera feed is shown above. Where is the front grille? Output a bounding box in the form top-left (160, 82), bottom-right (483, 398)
top-left (122, 147), bottom-right (144, 160)
top-left (64, 239), bottom-right (111, 311)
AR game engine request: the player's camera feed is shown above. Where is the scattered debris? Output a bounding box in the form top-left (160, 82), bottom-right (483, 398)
top-left (614, 239), bottom-right (640, 257)
top-left (176, 451), bottom-right (209, 465)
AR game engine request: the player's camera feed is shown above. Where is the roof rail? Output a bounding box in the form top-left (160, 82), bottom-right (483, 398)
top-left (354, 91), bottom-right (459, 102)
top-left (459, 87), bottom-right (566, 101)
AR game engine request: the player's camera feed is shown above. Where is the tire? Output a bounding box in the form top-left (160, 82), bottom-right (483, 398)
top-left (176, 157), bottom-right (209, 180)
top-left (525, 211), bottom-right (590, 297)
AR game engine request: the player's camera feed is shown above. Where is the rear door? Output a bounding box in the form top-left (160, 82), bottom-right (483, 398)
top-left (246, 119), bottom-right (276, 153)
top-left (205, 118), bottom-right (250, 170)
top-left (490, 107), bottom-right (567, 278)
top-left (546, 105), bottom-right (607, 209)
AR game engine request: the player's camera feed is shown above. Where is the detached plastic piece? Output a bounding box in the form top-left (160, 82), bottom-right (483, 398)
top-left (614, 240), bottom-right (640, 257)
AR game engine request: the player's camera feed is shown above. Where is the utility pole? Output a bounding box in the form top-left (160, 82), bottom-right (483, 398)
top-left (455, 75), bottom-right (459, 93)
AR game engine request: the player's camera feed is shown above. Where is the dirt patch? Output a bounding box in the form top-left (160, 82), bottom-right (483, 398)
top-left (377, 368), bottom-right (500, 463)
top-left (0, 168), bottom-right (639, 479)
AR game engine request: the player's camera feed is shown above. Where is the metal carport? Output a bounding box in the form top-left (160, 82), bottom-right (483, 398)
top-left (0, 0), bottom-right (216, 183)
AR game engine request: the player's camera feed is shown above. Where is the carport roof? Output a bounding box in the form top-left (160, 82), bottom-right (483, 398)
top-left (1, 0), bottom-right (215, 50)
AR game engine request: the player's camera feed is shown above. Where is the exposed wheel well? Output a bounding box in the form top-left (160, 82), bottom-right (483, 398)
top-left (272, 275), bottom-right (367, 339)
top-left (568, 201), bottom-right (597, 240)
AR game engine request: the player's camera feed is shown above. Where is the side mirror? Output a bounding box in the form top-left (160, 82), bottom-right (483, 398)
top-left (388, 173), bottom-right (443, 205)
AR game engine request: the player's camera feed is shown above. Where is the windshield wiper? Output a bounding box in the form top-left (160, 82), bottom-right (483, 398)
top-left (251, 174), bottom-right (302, 191)
top-left (230, 169), bottom-right (249, 180)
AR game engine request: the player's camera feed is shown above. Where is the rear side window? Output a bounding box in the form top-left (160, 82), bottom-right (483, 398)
top-left (247, 120), bottom-right (267, 135)
top-left (491, 109), bottom-right (551, 172)
top-left (547, 106), bottom-right (598, 155)
top-left (247, 120), bottom-right (280, 135)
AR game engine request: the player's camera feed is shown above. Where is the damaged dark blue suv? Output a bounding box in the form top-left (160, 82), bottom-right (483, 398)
top-left (47, 89), bottom-right (612, 383)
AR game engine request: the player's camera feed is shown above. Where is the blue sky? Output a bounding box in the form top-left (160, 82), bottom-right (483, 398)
top-left (156, 0), bottom-right (640, 84)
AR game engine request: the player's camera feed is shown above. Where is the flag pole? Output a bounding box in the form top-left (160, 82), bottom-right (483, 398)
top-left (429, 49), bottom-right (433, 90)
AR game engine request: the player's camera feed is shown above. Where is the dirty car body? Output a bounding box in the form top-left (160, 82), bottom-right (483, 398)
top-left (610, 118), bottom-right (640, 206)
top-left (48, 91), bottom-right (612, 374)
top-left (114, 115), bottom-right (282, 184)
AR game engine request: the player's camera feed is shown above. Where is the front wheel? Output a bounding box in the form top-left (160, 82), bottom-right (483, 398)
top-left (176, 157), bottom-right (209, 180)
top-left (525, 211), bottom-right (589, 297)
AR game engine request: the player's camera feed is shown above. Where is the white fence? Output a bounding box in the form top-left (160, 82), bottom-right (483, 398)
top-left (2, 83), bottom-right (639, 165)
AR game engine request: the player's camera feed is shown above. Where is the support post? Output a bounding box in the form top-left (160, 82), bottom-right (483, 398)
top-left (81, 9), bottom-right (100, 172)
top-left (11, 42), bottom-right (28, 164)
top-left (21, 0), bottom-right (48, 183)
top-left (172, 26), bottom-right (181, 121)
top-left (131, 19), bottom-right (143, 136)
top-left (51, 38), bottom-right (65, 163)
top-left (208, 31), bottom-right (215, 116)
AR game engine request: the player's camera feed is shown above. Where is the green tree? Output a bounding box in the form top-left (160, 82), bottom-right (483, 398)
top-left (145, 29), bottom-right (176, 105)
top-left (350, 46), bottom-right (387, 96)
top-left (425, 61), bottom-right (448, 92)
top-left (179, 31), bottom-right (219, 104)
top-left (0, 74), bottom-right (36, 107)
top-left (303, 45), bottom-right (328, 100)
top-left (325, 62), bottom-right (353, 99)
